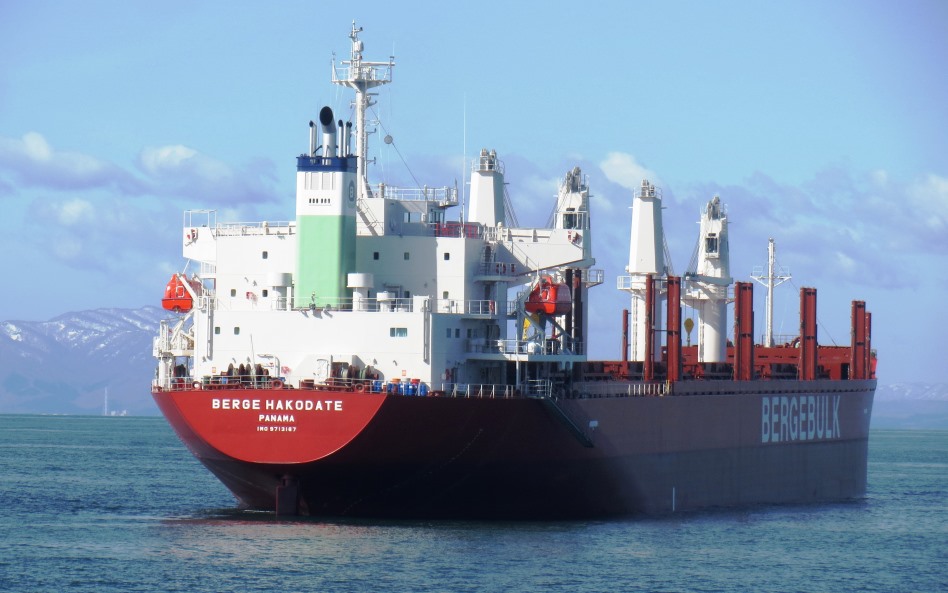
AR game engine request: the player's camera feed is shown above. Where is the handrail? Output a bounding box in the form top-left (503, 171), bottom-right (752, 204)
top-left (212, 221), bottom-right (294, 237)
top-left (468, 338), bottom-right (584, 356)
top-left (153, 375), bottom-right (671, 400)
top-left (374, 184), bottom-right (458, 205)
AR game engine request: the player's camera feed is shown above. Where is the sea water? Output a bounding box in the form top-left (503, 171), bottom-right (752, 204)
top-left (0, 415), bottom-right (944, 593)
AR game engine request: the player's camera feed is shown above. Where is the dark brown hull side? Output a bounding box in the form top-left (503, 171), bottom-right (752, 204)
top-left (158, 379), bottom-right (875, 519)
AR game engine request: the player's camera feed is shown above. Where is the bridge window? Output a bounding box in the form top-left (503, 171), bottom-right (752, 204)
top-left (373, 252), bottom-right (379, 260)
top-left (390, 327), bottom-right (408, 338)
top-left (705, 233), bottom-right (719, 254)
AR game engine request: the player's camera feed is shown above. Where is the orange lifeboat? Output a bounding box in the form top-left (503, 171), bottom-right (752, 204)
top-left (162, 274), bottom-right (202, 312)
top-left (524, 276), bottom-right (572, 316)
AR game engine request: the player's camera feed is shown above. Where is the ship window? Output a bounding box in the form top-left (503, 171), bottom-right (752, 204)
top-left (442, 291), bottom-right (449, 299)
top-left (262, 251), bottom-right (268, 259)
top-left (404, 290), bottom-right (411, 299)
top-left (404, 252), bottom-right (410, 260)
top-left (706, 234), bottom-right (719, 254)
top-left (373, 252), bottom-right (380, 260)
top-left (446, 328), bottom-right (452, 338)
top-left (234, 327), bottom-right (240, 335)
top-left (214, 326), bottom-right (220, 335)
top-left (564, 208), bottom-right (577, 229)
top-left (262, 289), bottom-right (269, 297)
top-left (390, 327), bottom-right (408, 338)
top-left (444, 252), bottom-right (450, 260)
top-left (467, 328), bottom-right (473, 338)
top-left (230, 289), bottom-right (236, 297)
top-left (454, 328), bottom-right (460, 338)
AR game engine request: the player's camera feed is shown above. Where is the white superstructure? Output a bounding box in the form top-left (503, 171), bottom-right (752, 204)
top-left (618, 180), bottom-right (667, 362)
top-left (154, 24), bottom-right (600, 395)
top-left (683, 195), bottom-right (732, 363)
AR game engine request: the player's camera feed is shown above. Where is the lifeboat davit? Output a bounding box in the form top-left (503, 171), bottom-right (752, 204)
top-left (524, 276), bottom-right (572, 316)
top-left (162, 274), bottom-right (202, 312)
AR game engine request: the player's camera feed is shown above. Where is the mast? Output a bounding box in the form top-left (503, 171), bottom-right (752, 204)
top-left (751, 237), bottom-right (791, 347)
top-left (332, 21), bottom-right (395, 201)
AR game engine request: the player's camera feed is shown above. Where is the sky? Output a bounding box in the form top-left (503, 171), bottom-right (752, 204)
top-left (1, 1), bottom-right (946, 384)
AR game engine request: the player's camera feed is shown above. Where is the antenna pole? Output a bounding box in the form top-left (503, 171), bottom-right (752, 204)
top-left (751, 237), bottom-right (791, 347)
top-left (331, 22), bottom-right (395, 201)
top-left (461, 95), bottom-right (466, 224)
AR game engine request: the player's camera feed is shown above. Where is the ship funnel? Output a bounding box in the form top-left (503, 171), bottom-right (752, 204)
top-left (308, 120), bottom-right (317, 157)
top-left (319, 106), bottom-right (337, 157)
top-left (338, 119), bottom-right (344, 155)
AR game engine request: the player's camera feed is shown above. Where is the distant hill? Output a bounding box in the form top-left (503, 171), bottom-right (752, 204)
top-left (0, 307), bottom-right (166, 415)
top-left (872, 383), bottom-right (948, 430)
top-left (1, 307), bottom-right (947, 427)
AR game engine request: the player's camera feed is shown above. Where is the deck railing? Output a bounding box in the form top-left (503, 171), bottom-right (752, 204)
top-left (467, 338), bottom-right (584, 356)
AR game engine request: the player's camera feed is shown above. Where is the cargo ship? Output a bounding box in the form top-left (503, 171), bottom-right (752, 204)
top-left (152, 23), bottom-right (876, 518)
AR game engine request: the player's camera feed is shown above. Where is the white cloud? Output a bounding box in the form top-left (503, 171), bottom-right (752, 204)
top-left (834, 250), bottom-right (857, 275)
top-left (52, 236), bottom-right (83, 261)
top-left (907, 173), bottom-right (948, 233)
top-left (140, 145), bottom-right (198, 174)
top-left (55, 198), bottom-right (94, 225)
top-left (521, 174), bottom-right (559, 199)
top-left (0, 132), bottom-right (141, 193)
top-left (590, 192), bottom-right (617, 214)
top-left (599, 152), bottom-right (660, 191)
top-left (140, 144), bottom-right (232, 182)
top-left (21, 132), bottom-right (53, 161)
top-left (138, 144), bottom-right (280, 205)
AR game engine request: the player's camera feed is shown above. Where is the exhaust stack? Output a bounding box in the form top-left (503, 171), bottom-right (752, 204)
top-left (308, 121), bottom-right (317, 156)
top-left (338, 120), bottom-right (345, 155)
top-left (319, 106), bottom-right (337, 157)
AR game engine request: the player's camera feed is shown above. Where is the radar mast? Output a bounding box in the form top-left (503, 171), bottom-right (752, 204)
top-left (751, 237), bottom-right (791, 347)
top-left (332, 21), bottom-right (395, 201)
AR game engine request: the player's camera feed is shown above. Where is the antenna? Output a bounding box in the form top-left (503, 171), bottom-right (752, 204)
top-left (331, 22), bottom-right (395, 201)
top-left (461, 94), bottom-right (466, 224)
top-left (751, 237), bottom-right (791, 347)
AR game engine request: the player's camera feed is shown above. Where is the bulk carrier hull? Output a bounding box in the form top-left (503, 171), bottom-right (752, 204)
top-left (153, 380), bottom-right (874, 518)
top-left (151, 23), bottom-right (877, 519)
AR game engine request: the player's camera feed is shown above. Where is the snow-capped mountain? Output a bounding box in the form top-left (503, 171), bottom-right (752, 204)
top-left (873, 382), bottom-right (948, 430)
top-left (0, 307), bottom-right (166, 415)
top-left (875, 382), bottom-right (948, 402)
top-left (2, 306), bottom-right (947, 426)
